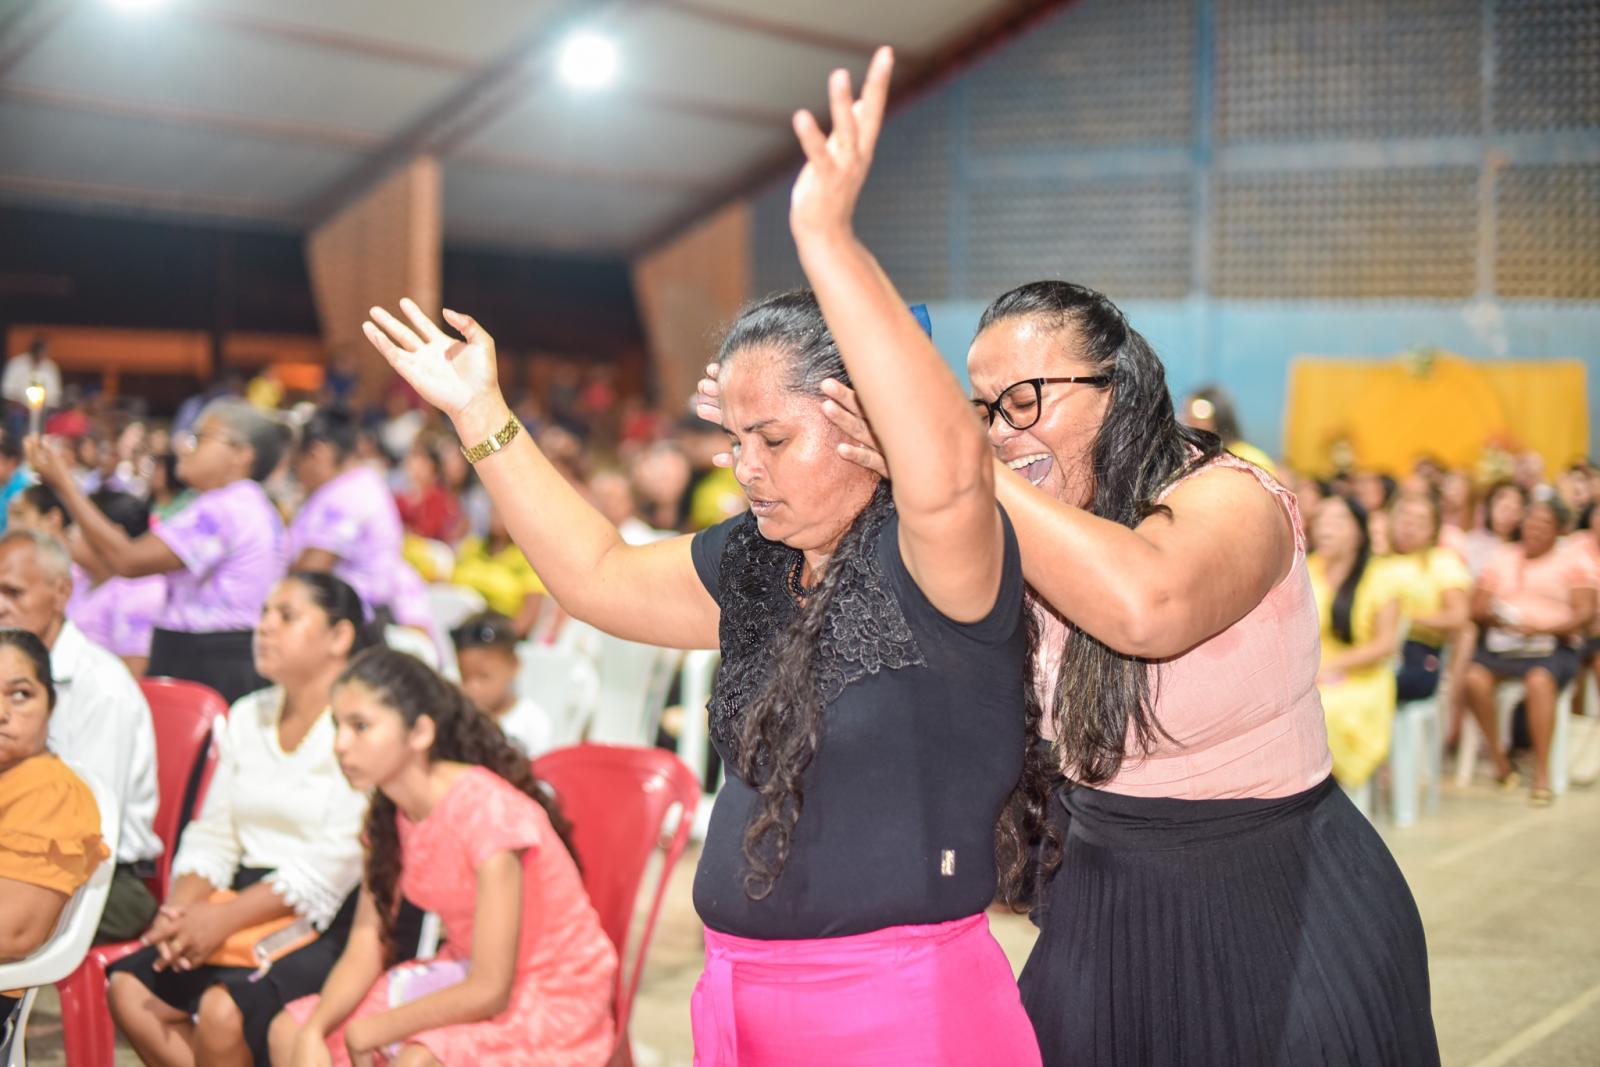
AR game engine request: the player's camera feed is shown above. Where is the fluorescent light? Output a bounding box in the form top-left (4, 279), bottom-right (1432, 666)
top-left (557, 33), bottom-right (618, 91)
top-left (106, 0), bottom-right (168, 12)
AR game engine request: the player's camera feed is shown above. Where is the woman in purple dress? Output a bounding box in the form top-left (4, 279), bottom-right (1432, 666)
top-left (28, 399), bottom-right (290, 702)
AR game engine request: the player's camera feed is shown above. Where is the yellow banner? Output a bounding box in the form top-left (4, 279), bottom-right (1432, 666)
top-left (1284, 351), bottom-right (1588, 477)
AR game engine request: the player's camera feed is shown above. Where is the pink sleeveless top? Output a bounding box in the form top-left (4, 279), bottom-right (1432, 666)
top-left (1034, 454), bottom-right (1332, 800)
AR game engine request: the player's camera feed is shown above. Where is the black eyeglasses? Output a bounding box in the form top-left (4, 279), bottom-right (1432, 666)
top-left (971, 376), bottom-right (1111, 430)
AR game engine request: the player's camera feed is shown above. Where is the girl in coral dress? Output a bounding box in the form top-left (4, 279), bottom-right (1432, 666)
top-left (271, 648), bottom-right (616, 1067)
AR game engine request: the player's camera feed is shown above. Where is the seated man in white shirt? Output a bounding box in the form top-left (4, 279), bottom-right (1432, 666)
top-left (0, 528), bottom-right (162, 940)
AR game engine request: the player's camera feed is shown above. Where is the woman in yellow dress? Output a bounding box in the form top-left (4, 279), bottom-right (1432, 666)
top-left (1386, 492), bottom-right (1472, 703)
top-left (1309, 495), bottom-right (1402, 788)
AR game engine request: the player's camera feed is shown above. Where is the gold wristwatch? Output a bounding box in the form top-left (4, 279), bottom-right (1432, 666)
top-left (459, 413), bottom-right (521, 464)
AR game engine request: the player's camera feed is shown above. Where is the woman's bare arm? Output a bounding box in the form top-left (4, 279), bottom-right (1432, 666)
top-left (995, 462), bottom-right (1295, 658)
top-left (790, 50), bottom-right (1002, 622)
top-left (364, 302), bottom-right (718, 650)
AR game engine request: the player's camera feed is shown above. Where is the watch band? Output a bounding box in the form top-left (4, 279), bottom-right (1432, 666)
top-left (459, 414), bottom-right (521, 464)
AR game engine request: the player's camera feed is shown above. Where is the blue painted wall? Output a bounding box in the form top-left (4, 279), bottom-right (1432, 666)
top-left (750, 0), bottom-right (1600, 462)
top-left (917, 299), bottom-right (1600, 461)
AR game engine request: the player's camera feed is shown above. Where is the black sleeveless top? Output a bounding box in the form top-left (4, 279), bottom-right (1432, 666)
top-left (689, 498), bottom-right (1028, 940)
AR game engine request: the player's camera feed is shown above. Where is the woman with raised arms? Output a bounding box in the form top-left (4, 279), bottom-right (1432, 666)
top-left (362, 48), bottom-right (1041, 1067)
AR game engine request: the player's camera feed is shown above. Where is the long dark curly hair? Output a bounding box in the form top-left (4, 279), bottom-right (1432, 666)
top-left (335, 647), bottom-right (579, 964)
top-left (977, 282), bottom-right (1222, 795)
top-left (721, 290), bottom-right (1044, 906)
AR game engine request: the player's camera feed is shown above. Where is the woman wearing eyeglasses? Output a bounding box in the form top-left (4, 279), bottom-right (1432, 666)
top-left (699, 281), bottom-right (1437, 1065)
top-left (26, 399), bottom-right (291, 703)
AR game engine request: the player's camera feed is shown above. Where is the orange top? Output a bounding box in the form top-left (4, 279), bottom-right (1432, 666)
top-left (0, 753), bottom-right (110, 895)
top-left (1036, 453), bottom-right (1333, 800)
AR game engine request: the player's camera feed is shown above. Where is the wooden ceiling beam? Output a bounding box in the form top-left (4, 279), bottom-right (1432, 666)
top-left (0, 0), bottom-right (77, 81)
top-left (632, 0), bottom-right (1074, 254)
top-left (654, 0), bottom-right (903, 59)
top-left (455, 147), bottom-right (719, 193)
top-left (0, 83), bottom-right (381, 150)
top-left (0, 172), bottom-right (294, 223)
top-left (299, 0), bottom-right (649, 224)
top-left (182, 7), bottom-right (475, 73)
top-left (615, 85), bottom-right (792, 128)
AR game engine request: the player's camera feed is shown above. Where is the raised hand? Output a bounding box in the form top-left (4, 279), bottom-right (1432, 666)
top-left (362, 299), bottom-right (502, 424)
top-left (23, 434), bottom-right (71, 490)
top-left (790, 46), bottom-right (894, 241)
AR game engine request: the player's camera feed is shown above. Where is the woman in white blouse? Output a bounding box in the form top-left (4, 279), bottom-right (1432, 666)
top-left (108, 573), bottom-right (409, 1067)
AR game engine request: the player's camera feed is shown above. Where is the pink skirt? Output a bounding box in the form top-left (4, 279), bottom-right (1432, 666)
top-left (691, 912), bottom-right (1041, 1067)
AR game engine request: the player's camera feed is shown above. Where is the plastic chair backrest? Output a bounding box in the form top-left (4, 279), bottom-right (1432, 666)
top-left (137, 678), bottom-right (229, 896)
top-left (384, 625), bottom-right (441, 670)
top-left (515, 643), bottom-right (600, 749)
top-left (425, 582), bottom-right (487, 634)
top-left (532, 745), bottom-right (699, 1040)
top-left (674, 650), bottom-right (720, 795)
top-left (587, 636), bottom-right (684, 747)
top-left (0, 764), bottom-right (119, 1067)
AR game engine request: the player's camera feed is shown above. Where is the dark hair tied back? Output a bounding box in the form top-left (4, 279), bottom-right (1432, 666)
top-left (334, 648), bottom-right (578, 964)
top-left (977, 281), bottom-right (1224, 896)
top-left (284, 571), bottom-right (382, 651)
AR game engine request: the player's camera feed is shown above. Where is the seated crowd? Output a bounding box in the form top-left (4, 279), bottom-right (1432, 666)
top-left (0, 368), bottom-right (1593, 1064)
top-left (1286, 453), bottom-right (1600, 807)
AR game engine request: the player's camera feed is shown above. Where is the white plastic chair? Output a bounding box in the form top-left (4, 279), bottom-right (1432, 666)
top-left (0, 766), bottom-right (119, 1067)
top-left (1385, 644), bottom-right (1447, 827)
top-left (1456, 677), bottom-right (1575, 794)
top-left (587, 635), bottom-right (684, 748)
top-left (515, 643), bottom-right (600, 749)
top-left (676, 649), bottom-right (722, 841)
top-left (425, 583), bottom-right (487, 634)
top-left (385, 624), bottom-right (441, 671)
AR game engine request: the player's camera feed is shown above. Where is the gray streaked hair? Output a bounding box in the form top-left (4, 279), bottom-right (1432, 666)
top-left (200, 398), bottom-right (292, 482)
top-left (0, 528), bottom-right (73, 584)
top-left (717, 289), bottom-right (849, 397)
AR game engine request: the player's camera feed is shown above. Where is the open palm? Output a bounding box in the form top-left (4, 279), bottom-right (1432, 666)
top-left (362, 298), bottom-right (498, 420)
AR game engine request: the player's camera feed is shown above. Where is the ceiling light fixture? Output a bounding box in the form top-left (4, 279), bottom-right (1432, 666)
top-left (557, 32), bottom-right (619, 91)
top-left (106, 0), bottom-right (168, 12)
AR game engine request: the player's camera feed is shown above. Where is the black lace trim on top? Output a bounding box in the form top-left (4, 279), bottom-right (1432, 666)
top-left (708, 497), bottom-right (926, 760)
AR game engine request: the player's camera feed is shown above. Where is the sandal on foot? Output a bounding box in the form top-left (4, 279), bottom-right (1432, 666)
top-left (1496, 769), bottom-right (1523, 792)
top-left (1530, 787), bottom-right (1554, 807)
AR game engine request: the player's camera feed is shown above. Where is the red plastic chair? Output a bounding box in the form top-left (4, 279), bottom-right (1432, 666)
top-left (534, 743), bottom-right (700, 1067)
top-left (58, 677), bottom-right (230, 1067)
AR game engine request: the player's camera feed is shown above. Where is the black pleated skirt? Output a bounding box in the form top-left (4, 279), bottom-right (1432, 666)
top-left (1019, 776), bottom-right (1439, 1066)
top-left (148, 628), bottom-right (266, 706)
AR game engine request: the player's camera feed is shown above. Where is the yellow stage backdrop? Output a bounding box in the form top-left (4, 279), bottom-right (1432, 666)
top-left (1284, 351), bottom-right (1589, 477)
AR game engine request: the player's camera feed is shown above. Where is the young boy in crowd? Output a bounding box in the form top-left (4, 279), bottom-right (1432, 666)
top-left (450, 611), bottom-right (553, 757)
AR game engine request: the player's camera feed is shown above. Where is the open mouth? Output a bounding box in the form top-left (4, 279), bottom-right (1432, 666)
top-left (748, 498), bottom-right (780, 517)
top-left (1007, 453), bottom-right (1054, 486)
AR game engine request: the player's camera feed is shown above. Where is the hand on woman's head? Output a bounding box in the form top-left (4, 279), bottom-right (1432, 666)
top-left (718, 347), bottom-right (878, 554)
top-left (700, 363), bottom-right (885, 477)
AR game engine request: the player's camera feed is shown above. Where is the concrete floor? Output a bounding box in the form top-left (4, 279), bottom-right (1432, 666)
top-left (21, 775), bottom-right (1600, 1066)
